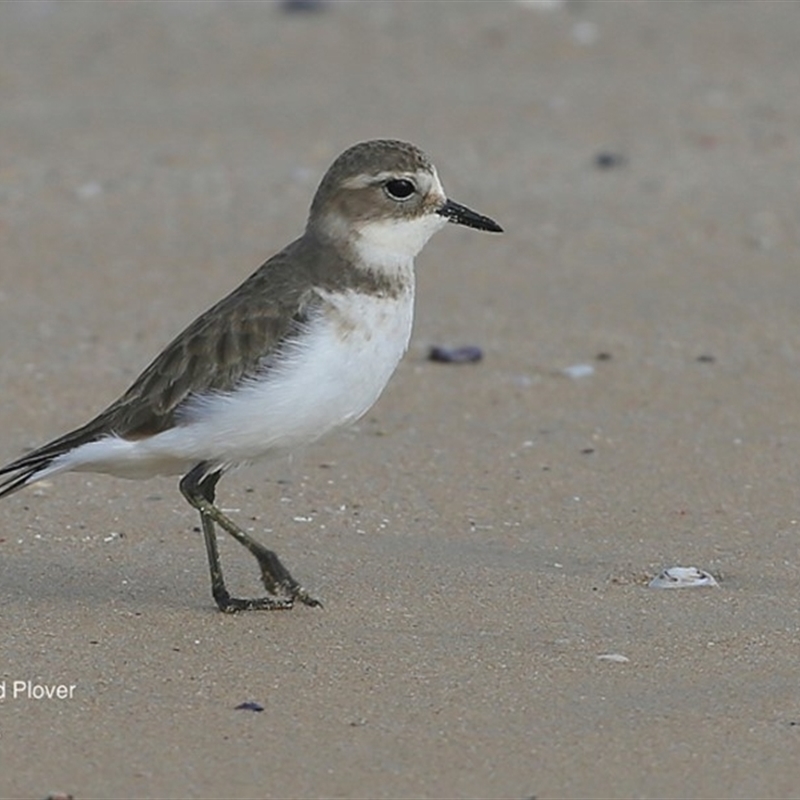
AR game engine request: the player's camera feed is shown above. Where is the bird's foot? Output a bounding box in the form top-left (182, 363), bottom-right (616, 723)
top-left (258, 564), bottom-right (323, 609)
top-left (213, 586), bottom-right (296, 613)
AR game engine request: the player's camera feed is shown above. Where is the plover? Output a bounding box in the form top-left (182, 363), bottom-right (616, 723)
top-left (0, 139), bottom-right (502, 612)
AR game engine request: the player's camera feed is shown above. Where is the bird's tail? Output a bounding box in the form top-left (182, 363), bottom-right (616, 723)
top-left (0, 457), bottom-right (56, 498)
top-left (0, 416), bottom-right (111, 499)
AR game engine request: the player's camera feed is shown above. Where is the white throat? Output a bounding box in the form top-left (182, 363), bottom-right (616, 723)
top-left (352, 212), bottom-right (448, 273)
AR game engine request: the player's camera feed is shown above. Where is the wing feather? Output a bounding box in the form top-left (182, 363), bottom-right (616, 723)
top-left (0, 237), bottom-right (317, 493)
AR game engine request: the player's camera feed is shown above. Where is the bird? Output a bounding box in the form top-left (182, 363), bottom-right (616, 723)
top-left (0, 139), bottom-right (503, 612)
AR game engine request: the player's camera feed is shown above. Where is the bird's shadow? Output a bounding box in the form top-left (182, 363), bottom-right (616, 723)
top-left (0, 547), bottom-right (211, 611)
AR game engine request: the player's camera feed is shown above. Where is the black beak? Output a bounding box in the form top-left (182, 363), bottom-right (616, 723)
top-left (437, 199), bottom-right (503, 233)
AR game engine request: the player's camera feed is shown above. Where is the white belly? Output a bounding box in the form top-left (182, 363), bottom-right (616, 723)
top-left (182, 286), bottom-right (416, 461)
top-left (59, 284), bottom-right (416, 478)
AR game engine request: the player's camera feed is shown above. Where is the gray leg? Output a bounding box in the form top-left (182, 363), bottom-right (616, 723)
top-left (179, 463), bottom-right (321, 612)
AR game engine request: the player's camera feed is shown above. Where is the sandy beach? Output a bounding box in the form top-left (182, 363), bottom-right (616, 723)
top-left (2, 2), bottom-right (800, 798)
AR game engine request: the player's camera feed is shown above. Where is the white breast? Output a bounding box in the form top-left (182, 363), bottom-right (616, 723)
top-left (122, 281), bottom-right (415, 474)
top-left (50, 277), bottom-right (415, 481)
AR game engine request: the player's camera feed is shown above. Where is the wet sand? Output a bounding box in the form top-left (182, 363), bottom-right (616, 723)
top-left (2, 2), bottom-right (800, 798)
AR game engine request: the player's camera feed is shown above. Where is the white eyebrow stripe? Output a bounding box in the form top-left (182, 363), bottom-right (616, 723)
top-left (341, 171), bottom-right (422, 190)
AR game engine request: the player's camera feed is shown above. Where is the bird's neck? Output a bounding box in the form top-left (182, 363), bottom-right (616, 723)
top-left (300, 228), bottom-right (414, 299)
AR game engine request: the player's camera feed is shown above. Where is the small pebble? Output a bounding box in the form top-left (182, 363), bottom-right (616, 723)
top-left (597, 653), bottom-right (630, 663)
top-left (428, 345), bottom-right (483, 364)
top-left (235, 701), bottom-right (265, 712)
top-left (515, 0), bottom-right (565, 8)
top-left (594, 152), bottom-right (626, 170)
top-left (572, 20), bottom-right (599, 45)
top-left (648, 566), bottom-right (718, 589)
top-left (281, 0), bottom-right (326, 11)
top-left (561, 363), bottom-right (595, 379)
top-left (75, 181), bottom-right (103, 199)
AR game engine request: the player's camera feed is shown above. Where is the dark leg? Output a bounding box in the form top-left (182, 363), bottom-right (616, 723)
top-left (179, 463), bottom-right (321, 612)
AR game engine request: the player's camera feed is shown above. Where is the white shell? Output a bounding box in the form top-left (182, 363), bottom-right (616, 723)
top-left (648, 566), bottom-right (718, 589)
top-left (561, 363), bottom-right (595, 379)
top-left (596, 653), bottom-right (630, 663)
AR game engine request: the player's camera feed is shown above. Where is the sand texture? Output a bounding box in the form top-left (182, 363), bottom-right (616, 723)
top-left (1, 2), bottom-right (800, 798)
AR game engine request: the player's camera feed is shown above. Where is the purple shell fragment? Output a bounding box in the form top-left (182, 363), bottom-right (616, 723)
top-left (281, 0), bottom-right (326, 11)
top-left (427, 345), bottom-right (483, 364)
top-left (235, 701), bottom-right (265, 712)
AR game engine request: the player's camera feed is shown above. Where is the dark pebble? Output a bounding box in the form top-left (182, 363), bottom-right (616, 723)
top-left (281, 0), bottom-right (326, 11)
top-left (235, 701), bottom-right (264, 712)
top-left (696, 354), bottom-right (716, 363)
top-left (428, 345), bottom-right (483, 364)
top-left (594, 152), bottom-right (627, 169)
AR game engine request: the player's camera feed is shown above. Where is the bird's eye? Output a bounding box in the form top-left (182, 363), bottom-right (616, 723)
top-left (384, 179), bottom-right (416, 200)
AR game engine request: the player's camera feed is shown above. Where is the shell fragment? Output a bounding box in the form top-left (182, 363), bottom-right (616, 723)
top-left (648, 566), bottom-right (718, 589)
